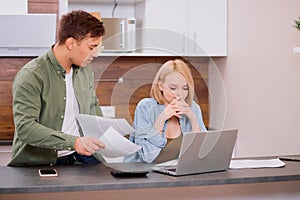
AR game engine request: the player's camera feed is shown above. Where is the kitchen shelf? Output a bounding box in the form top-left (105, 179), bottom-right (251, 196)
top-left (99, 52), bottom-right (172, 57)
top-left (98, 52), bottom-right (222, 57)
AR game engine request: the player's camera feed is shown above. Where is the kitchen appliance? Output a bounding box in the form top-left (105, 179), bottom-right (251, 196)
top-left (0, 14), bottom-right (56, 57)
top-left (101, 18), bottom-right (136, 53)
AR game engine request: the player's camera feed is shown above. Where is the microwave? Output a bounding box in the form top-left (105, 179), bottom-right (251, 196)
top-left (101, 18), bottom-right (136, 53)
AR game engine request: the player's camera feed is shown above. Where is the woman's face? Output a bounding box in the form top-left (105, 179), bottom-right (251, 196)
top-left (159, 71), bottom-right (189, 104)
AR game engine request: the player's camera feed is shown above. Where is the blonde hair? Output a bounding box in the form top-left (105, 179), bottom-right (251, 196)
top-left (150, 59), bottom-right (194, 105)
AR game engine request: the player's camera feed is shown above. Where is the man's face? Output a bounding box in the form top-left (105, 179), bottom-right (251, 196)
top-left (72, 35), bottom-right (102, 67)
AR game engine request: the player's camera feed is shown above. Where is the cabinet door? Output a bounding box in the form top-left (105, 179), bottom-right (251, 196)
top-left (188, 0), bottom-right (227, 56)
top-left (142, 0), bottom-right (188, 55)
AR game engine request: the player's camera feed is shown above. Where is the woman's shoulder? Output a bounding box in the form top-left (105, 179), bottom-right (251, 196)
top-left (137, 98), bottom-right (157, 106)
top-left (136, 98), bottom-right (160, 110)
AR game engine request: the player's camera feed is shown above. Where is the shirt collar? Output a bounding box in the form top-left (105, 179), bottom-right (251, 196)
top-left (47, 46), bottom-right (80, 76)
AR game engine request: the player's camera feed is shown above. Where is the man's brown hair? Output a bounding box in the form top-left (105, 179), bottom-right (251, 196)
top-left (57, 10), bottom-right (105, 45)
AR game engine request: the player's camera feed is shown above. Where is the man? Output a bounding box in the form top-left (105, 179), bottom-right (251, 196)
top-left (8, 10), bottom-right (106, 166)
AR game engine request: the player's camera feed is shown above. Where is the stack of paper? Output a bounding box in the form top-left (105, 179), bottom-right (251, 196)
top-left (76, 114), bottom-right (140, 158)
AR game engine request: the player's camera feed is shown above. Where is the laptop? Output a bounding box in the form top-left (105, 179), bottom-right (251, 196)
top-left (151, 129), bottom-right (238, 176)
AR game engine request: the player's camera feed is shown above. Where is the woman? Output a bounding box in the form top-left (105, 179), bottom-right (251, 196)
top-left (125, 59), bottom-right (207, 163)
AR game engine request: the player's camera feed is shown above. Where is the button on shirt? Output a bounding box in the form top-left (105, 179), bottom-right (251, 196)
top-left (58, 67), bottom-right (80, 157)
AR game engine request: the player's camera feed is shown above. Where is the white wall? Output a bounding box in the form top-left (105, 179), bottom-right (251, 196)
top-left (213, 0), bottom-right (300, 157)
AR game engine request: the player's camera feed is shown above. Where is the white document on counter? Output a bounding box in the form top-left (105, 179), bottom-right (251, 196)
top-left (76, 114), bottom-right (134, 137)
top-left (229, 158), bottom-right (286, 169)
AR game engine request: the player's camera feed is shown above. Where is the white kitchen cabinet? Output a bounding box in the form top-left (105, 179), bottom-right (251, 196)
top-left (188, 0), bottom-right (227, 56)
top-left (138, 0), bottom-right (227, 56)
top-left (0, 0), bottom-right (27, 14)
top-left (136, 0), bottom-right (188, 55)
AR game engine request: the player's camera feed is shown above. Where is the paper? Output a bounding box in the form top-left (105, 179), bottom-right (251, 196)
top-left (76, 114), bottom-right (140, 158)
top-left (76, 114), bottom-right (134, 137)
top-left (229, 158), bottom-right (286, 169)
top-left (98, 127), bottom-right (141, 158)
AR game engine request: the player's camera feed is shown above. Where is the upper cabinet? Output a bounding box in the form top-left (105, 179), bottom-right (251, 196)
top-left (136, 0), bottom-right (189, 55)
top-left (188, 0), bottom-right (227, 56)
top-left (139, 0), bottom-right (227, 56)
top-left (65, 0), bottom-right (227, 56)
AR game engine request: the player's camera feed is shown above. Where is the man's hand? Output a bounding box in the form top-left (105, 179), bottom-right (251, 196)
top-left (74, 136), bottom-right (105, 156)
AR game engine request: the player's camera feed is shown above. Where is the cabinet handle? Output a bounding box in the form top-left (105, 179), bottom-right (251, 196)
top-left (120, 20), bottom-right (125, 48)
top-left (183, 31), bottom-right (186, 53)
top-left (194, 32), bottom-right (197, 53)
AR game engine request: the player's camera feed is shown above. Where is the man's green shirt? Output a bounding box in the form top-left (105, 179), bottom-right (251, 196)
top-left (8, 48), bottom-right (102, 166)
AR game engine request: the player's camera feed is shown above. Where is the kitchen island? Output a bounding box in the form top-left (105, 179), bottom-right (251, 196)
top-left (1, 158), bottom-right (300, 200)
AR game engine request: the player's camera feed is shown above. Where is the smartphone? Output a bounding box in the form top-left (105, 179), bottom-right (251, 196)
top-left (38, 169), bottom-right (58, 177)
